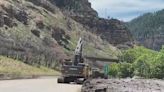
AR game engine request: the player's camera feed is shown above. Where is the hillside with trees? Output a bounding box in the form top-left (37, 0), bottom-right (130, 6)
top-left (127, 9), bottom-right (164, 50)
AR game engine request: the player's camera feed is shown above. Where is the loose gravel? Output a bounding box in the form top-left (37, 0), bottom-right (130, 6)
top-left (81, 79), bottom-right (164, 92)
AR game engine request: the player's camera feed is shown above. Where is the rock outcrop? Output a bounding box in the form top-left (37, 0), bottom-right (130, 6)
top-left (54, 0), bottom-right (98, 18)
top-left (53, 0), bottom-right (134, 48)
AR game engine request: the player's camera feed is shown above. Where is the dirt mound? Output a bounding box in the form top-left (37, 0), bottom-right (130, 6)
top-left (82, 79), bottom-right (164, 92)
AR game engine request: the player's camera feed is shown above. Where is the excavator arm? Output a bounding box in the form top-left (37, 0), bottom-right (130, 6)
top-left (73, 37), bottom-right (83, 65)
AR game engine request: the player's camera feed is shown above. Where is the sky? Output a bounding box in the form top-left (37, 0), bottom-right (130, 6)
top-left (89, 0), bottom-right (164, 21)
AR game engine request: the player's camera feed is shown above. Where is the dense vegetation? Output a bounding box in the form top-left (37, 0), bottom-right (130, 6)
top-left (127, 9), bottom-right (164, 50)
top-left (109, 46), bottom-right (164, 79)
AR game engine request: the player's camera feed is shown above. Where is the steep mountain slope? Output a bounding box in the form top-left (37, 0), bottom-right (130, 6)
top-left (127, 9), bottom-right (164, 50)
top-left (0, 0), bottom-right (123, 69)
top-left (52, 0), bottom-right (134, 48)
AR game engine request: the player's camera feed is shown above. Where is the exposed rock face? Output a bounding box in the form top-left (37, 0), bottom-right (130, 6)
top-left (53, 0), bottom-right (134, 48)
top-left (138, 34), bottom-right (164, 50)
top-left (73, 16), bottom-right (134, 46)
top-left (54, 0), bottom-right (98, 18)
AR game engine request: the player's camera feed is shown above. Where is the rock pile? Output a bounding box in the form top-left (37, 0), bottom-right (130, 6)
top-left (82, 79), bottom-right (164, 92)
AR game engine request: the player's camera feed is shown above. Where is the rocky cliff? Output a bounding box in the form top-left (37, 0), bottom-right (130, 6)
top-left (53, 0), bottom-right (98, 18)
top-left (53, 0), bottom-right (134, 48)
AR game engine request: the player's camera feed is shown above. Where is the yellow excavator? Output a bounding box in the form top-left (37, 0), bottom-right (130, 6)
top-left (57, 38), bottom-right (119, 84)
top-left (57, 38), bottom-right (92, 84)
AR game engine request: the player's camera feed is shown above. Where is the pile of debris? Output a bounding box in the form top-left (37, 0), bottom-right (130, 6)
top-left (81, 79), bottom-right (164, 92)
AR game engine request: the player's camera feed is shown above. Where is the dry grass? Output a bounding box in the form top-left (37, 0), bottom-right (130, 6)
top-left (0, 56), bottom-right (60, 76)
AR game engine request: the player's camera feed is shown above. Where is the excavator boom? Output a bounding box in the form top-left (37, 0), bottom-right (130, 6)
top-left (73, 37), bottom-right (83, 65)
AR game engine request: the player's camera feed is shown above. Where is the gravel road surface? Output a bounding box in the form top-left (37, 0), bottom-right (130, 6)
top-left (0, 77), bottom-right (81, 92)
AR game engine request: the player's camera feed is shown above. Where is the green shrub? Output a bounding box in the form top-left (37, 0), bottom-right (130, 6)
top-left (118, 63), bottom-right (134, 78)
top-left (120, 46), bottom-right (157, 63)
top-left (151, 53), bottom-right (164, 79)
top-left (110, 46), bottom-right (164, 79)
top-left (109, 63), bottom-right (119, 77)
top-left (109, 63), bottom-right (134, 78)
top-left (133, 54), bottom-right (151, 78)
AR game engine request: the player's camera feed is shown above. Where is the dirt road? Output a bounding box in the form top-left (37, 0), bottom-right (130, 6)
top-left (0, 77), bottom-right (81, 92)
